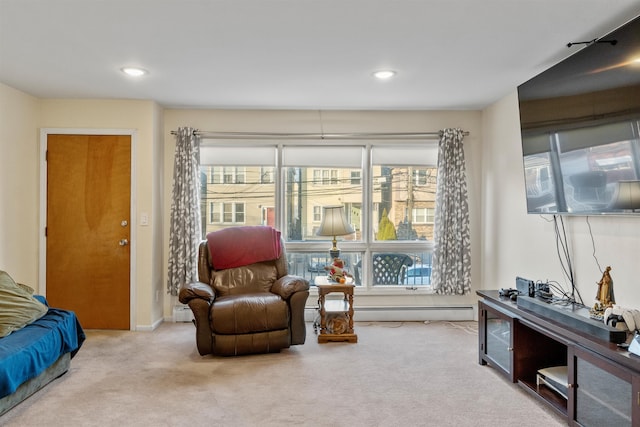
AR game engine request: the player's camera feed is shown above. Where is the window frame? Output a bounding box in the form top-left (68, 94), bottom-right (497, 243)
top-left (199, 140), bottom-right (436, 295)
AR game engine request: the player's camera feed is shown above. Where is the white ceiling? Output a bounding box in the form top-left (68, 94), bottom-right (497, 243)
top-left (1, 0), bottom-right (639, 110)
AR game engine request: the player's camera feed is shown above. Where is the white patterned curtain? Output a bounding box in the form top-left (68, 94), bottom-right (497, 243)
top-left (167, 127), bottom-right (202, 296)
top-left (431, 128), bottom-right (471, 295)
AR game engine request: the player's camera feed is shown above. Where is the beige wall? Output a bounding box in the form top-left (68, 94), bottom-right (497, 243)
top-left (481, 91), bottom-right (640, 308)
top-left (163, 109), bottom-right (484, 314)
top-left (0, 83), bottom-right (41, 286)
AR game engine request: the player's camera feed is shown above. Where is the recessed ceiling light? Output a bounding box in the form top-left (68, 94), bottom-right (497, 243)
top-left (121, 67), bottom-right (148, 77)
top-left (373, 70), bottom-right (396, 80)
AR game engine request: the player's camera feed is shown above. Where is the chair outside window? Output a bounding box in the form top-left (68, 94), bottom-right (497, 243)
top-left (354, 253), bottom-right (414, 285)
top-left (371, 253), bottom-right (414, 285)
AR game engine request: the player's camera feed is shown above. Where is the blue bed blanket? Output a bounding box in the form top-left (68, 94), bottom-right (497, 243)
top-left (0, 299), bottom-right (85, 398)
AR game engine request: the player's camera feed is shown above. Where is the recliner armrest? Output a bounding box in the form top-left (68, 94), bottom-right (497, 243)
top-left (271, 275), bottom-right (310, 299)
top-left (178, 281), bottom-right (215, 304)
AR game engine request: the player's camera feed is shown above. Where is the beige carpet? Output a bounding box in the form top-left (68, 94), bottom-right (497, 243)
top-left (1, 321), bottom-right (564, 427)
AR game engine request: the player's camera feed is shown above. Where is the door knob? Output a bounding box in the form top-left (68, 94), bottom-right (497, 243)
top-left (119, 239), bottom-right (129, 246)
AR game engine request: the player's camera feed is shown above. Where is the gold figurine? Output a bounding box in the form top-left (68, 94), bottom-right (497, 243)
top-left (591, 266), bottom-right (614, 319)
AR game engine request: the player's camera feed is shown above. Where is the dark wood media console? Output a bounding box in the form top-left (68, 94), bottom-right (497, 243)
top-left (477, 290), bottom-right (640, 426)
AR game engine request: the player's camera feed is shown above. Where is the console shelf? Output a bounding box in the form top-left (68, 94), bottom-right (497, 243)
top-left (477, 290), bottom-right (640, 426)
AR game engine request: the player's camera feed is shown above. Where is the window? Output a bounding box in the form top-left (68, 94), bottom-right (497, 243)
top-left (221, 166), bottom-right (245, 184)
top-left (313, 168), bottom-right (339, 185)
top-left (208, 166), bottom-right (219, 184)
top-left (222, 202), bottom-right (244, 223)
top-left (199, 142), bottom-right (437, 291)
top-left (412, 207), bottom-right (435, 224)
top-left (209, 202), bottom-right (220, 223)
top-left (223, 167), bottom-right (233, 184)
top-left (372, 146), bottom-right (438, 242)
top-left (330, 169), bottom-right (338, 185)
top-left (209, 201), bottom-right (246, 224)
top-left (413, 169), bottom-right (427, 185)
top-left (260, 167), bottom-right (274, 184)
top-left (209, 166), bottom-right (246, 184)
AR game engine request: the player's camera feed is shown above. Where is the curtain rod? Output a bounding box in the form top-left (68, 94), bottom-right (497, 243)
top-left (170, 130), bottom-right (469, 140)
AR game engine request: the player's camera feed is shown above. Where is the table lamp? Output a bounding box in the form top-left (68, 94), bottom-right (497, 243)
top-left (316, 205), bottom-right (355, 258)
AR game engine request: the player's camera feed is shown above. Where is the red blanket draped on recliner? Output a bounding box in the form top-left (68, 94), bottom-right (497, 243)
top-left (206, 226), bottom-right (282, 270)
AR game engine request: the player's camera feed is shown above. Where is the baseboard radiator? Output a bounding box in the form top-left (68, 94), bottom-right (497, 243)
top-left (305, 305), bottom-right (476, 322)
top-left (166, 304), bottom-right (477, 324)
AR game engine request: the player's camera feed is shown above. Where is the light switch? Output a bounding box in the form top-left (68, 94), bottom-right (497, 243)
top-left (140, 212), bottom-right (149, 226)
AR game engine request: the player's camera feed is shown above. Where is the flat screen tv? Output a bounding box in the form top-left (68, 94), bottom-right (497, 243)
top-left (518, 15), bottom-right (640, 215)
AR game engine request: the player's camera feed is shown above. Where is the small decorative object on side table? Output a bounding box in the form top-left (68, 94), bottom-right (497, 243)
top-left (589, 265), bottom-right (614, 321)
top-left (314, 276), bottom-right (357, 343)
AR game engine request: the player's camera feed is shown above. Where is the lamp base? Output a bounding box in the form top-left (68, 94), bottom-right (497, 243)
top-left (329, 248), bottom-right (340, 259)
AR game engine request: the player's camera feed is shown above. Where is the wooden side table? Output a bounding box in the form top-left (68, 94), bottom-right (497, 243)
top-left (314, 276), bottom-right (357, 343)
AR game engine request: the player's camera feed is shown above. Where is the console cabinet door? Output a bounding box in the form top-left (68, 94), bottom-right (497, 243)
top-left (570, 346), bottom-right (633, 427)
top-left (479, 301), bottom-right (515, 381)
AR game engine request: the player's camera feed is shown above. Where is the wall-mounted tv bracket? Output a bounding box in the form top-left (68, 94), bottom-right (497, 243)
top-left (567, 38), bottom-right (617, 48)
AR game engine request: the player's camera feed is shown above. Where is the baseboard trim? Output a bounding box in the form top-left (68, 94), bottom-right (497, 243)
top-left (136, 317), bottom-right (164, 331)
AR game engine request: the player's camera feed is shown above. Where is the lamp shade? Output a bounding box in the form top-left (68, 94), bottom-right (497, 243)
top-left (609, 180), bottom-right (640, 211)
top-left (316, 205), bottom-right (355, 237)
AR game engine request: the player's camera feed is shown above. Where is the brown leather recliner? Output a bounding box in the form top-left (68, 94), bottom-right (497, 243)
top-left (179, 238), bottom-right (310, 356)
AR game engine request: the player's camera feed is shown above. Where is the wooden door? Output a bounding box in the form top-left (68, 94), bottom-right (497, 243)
top-left (46, 134), bottom-right (131, 329)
